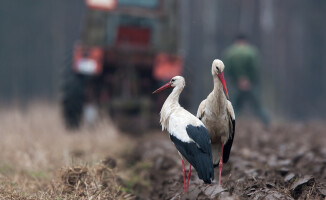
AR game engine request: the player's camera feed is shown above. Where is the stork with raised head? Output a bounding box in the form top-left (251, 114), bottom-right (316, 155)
top-left (153, 76), bottom-right (214, 193)
top-left (197, 59), bottom-right (236, 185)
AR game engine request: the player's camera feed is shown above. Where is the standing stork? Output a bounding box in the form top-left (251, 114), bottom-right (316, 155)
top-left (197, 59), bottom-right (236, 185)
top-left (153, 76), bottom-right (214, 193)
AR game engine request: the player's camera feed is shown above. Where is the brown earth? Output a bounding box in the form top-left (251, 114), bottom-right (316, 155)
top-left (132, 121), bottom-right (326, 200)
top-left (0, 104), bottom-right (325, 200)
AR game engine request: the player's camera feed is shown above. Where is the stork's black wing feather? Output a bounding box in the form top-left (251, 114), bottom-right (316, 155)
top-left (185, 125), bottom-right (212, 155)
top-left (223, 118), bottom-right (235, 163)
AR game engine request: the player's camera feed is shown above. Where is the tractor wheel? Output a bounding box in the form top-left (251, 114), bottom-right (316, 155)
top-left (61, 67), bottom-right (85, 130)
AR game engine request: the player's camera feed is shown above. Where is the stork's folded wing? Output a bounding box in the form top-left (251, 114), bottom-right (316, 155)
top-left (186, 125), bottom-right (212, 155)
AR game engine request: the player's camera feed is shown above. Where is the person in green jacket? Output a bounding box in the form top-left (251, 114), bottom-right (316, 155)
top-left (223, 34), bottom-right (269, 125)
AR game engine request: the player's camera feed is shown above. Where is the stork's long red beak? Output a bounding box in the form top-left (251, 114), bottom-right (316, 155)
top-left (152, 82), bottom-right (172, 94)
top-left (217, 72), bottom-right (229, 99)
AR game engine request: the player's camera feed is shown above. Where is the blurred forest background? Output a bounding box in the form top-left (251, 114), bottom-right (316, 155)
top-left (0, 0), bottom-right (326, 120)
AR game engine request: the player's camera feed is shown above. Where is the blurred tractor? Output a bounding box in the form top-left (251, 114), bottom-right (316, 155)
top-left (61, 0), bottom-right (183, 132)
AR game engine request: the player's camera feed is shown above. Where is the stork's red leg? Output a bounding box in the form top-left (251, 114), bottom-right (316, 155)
top-left (219, 142), bottom-right (224, 185)
top-left (182, 160), bottom-right (186, 193)
top-left (186, 165), bottom-right (191, 192)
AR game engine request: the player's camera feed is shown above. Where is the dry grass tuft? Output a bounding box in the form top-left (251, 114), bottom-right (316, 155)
top-left (57, 164), bottom-right (135, 200)
top-left (0, 102), bottom-right (136, 199)
top-left (0, 163), bottom-right (136, 200)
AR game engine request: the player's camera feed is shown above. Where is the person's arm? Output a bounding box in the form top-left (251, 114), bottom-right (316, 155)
top-left (248, 48), bottom-right (259, 85)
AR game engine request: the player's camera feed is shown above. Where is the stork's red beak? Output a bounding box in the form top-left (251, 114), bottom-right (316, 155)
top-left (217, 72), bottom-right (229, 99)
top-left (152, 82), bottom-right (172, 94)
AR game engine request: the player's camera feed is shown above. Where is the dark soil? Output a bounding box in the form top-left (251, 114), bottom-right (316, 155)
top-left (132, 120), bottom-right (326, 200)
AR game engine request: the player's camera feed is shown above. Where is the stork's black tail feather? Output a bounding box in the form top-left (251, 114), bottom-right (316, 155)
top-left (194, 153), bottom-right (214, 184)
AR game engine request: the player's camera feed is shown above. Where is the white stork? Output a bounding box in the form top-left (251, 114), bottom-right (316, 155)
top-left (197, 59), bottom-right (236, 185)
top-left (153, 76), bottom-right (214, 193)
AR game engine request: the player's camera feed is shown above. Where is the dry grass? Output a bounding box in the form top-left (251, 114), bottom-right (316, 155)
top-left (0, 102), bottom-right (136, 199)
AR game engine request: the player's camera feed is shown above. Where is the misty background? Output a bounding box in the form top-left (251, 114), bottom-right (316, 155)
top-left (0, 0), bottom-right (325, 120)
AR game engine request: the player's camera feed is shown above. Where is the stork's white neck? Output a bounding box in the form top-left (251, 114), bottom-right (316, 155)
top-left (213, 76), bottom-right (223, 92)
top-left (212, 76), bottom-right (227, 110)
top-left (160, 85), bottom-right (183, 131)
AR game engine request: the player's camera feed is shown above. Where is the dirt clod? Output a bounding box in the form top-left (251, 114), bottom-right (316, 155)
top-left (284, 173), bottom-right (296, 183)
top-left (290, 175), bottom-right (315, 199)
top-left (102, 157), bottom-right (117, 169)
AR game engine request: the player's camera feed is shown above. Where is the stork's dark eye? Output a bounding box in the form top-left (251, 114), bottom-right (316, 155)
top-left (171, 79), bottom-right (175, 83)
top-left (216, 66), bottom-right (220, 72)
